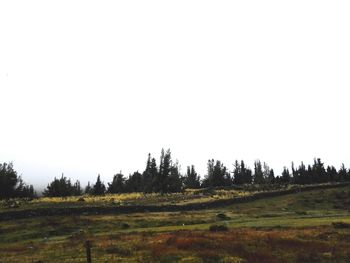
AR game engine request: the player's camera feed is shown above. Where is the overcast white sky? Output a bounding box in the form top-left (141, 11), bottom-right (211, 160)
top-left (1, 1), bottom-right (350, 190)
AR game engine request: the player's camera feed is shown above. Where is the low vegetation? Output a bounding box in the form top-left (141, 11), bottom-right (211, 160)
top-left (1, 185), bottom-right (350, 262)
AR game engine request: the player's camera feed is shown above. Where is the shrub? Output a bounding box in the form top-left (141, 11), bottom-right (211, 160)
top-left (216, 213), bottom-right (231, 220)
top-left (209, 224), bottom-right (229, 232)
top-left (121, 222), bottom-right (130, 229)
top-left (332, 222), bottom-right (350, 229)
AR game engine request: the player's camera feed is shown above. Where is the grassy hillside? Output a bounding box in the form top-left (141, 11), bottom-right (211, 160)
top-left (1, 185), bottom-right (350, 262)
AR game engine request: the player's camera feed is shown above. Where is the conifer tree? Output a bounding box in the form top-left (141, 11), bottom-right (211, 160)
top-left (326, 166), bottom-right (338, 182)
top-left (281, 167), bottom-right (291, 184)
top-left (167, 160), bottom-right (183, 192)
top-left (203, 159), bottom-right (229, 187)
top-left (338, 164), bottom-right (347, 181)
top-left (85, 182), bottom-right (92, 194)
top-left (0, 162), bottom-right (34, 198)
top-left (142, 153), bottom-right (158, 193)
top-left (312, 158), bottom-right (327, 183)
top-left (153, 149), bottom-right (172, 193)
top-left (92, 174), bottom-right (106, 195)
top-left (183, 165), bottom-right (201, 189)
top-left (43, 174), bottom-right (79, 197)
top-left (107, 172), bottom-right (125, 193)
top-left (73, 180), bottom-right (82, 196)
top-left (253, 160), bottom-right (264, 184)
top-left (125, 171), bottom-right (143, 192)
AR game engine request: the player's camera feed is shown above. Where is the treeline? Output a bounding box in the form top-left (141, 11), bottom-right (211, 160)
top-left (0, 162), bottom-right (36, 199)
top-left (1, 150), bottom-right (350, 199)
top-left (42, 150), bottom-right (350, 197)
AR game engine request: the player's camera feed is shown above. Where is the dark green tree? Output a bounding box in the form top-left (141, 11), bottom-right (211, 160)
top-left (73, 180), bottom-right (82, 196)
top-left (311, 158), bottom-right (327, 183)
top-left (142, 154), bottom-right (158, 193)
top-left (338, 164), bottom-right (347, 182)
top-left (92, 174), bottom-right (106, 195)
top-left (293, 162), bottom-right (307, 184)
top-left (263, 162), bottom-right (271, 182)
top-left (85, 182), bottom-right (92, 194)
top-left (43, 174), bottom-right (78, 197)
top-left (107, 172), bottom-right (125, 193)
top-left (233, 160), bottom-right (242, 185)
top-left (167, 160), bottom-right (183, 193)
top-left (267, 169), bottom-right (275, 184)
top-left (326, 166), bottom-right (337, 182)
top-left (183, 165), bottom-right (200, 189)
top-left (233, 160), bottom-right (252, 184)
top-left (203, 159), bottom-right (229, 187)
top-left (14, 176), bottom-right (35, 198)
top-left (281, 167), bottom-right (291, 184)
top-left (153, 149), bottom-right (171, 193)
top-left (125, 171), bottom-right (143, 192)
top-left (253, 160), bottom-right (264, 184)
top-left (0, 162), bottom-right (19, 198)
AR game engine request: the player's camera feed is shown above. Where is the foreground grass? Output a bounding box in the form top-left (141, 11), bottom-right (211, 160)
top-left (1, 185), bottom-right (350, 262)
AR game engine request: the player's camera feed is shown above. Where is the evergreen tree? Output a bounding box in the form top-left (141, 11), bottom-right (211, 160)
top-left (213, 160), bottom-right (229, 186)
top-left (167, 160), bottom-right (183, 192)
top-left (268, 169), bottom-right (275, 184)
top-left (43, 174), bottom-right (77, 197)
top-left (306, 165), bottom-right (313, 184)
top-left (241, 161), bottom-right (253, 184)
top-left (14, 176), bottom-right (36, 198)
top-left (263, 162), bottom-right (271, 183)
top-left (233, 160), bottom-right (253, 184)
top-left (92, 174), bottom-right (106, 195)
top-left (233, 160), bottom-right (242, 185)
top-left (153, 149), bottom-right (171, 193)
top-left (125, 171), bottom-right (143, 192)
top-left (253, 160), bottom-right (264, 184)
top-left (107, 172), bottom-right (125, 193)
top-left (183, 165), bottom-right (200, 189)
top-left (293, 162), bottom-right (307, 184)
top-left (142, 154), bottom-right (158, 193)
top-left (203, 159), bottom-right (229, 187)
top-left (281, 167), bottom-right (291, 184)
top-left (338, 164), bottom-right (347, 182)
top-left (291, 162), bottom-right (296, 179)
top-left (312, 158), bottom-right (327, 183)
top-left (73, 180), bottom-right (82, 196)
top-left (0, 162), bottom-right (20, 198)
top-left (326, 166), bottom-right (338, 182)
top-left (85, 182), bottom-right (92, 194)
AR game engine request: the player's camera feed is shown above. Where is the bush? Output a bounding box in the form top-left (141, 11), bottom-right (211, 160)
top-left (216, 213), bottom-right (231, 220)
top-left (332, 222), bottom-right (350, 229)
top-left (120, 223), bottom-right (130, 229)
top-left (209, 224), bottom-right (229, 232)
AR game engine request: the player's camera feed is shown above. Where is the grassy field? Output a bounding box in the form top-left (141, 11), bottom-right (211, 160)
top-left (1, 185), bottom-right (350, 262)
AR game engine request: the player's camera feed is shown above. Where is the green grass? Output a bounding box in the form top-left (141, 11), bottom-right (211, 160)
top-left (1, 185), bottom-right (350, 262)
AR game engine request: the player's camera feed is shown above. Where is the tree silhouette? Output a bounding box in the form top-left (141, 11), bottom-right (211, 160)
top-left (142, 154), bottom-right (158, 193)
top-left (107, 172), bottom-right (126, 193)
top-left (125, 171), bottom-right (143, 192)
top-left (92, 175), bottom-right (106, 195)
top-left (85, 182), bottom-right (92, 194)
top-left (281, 167), bottom-right (291, 184)
top-left (183, 165), bottom-right (200, 189)
top-left (203, 159), bottom-right (229, 187)
top-left (43, 174), bottom-right (80, 197)
top-left (0, 162), bottom-right (34, 199)
top-left (253, 160), bottom-right (264, 184)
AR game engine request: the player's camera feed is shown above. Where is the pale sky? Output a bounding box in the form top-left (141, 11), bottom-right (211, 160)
top-left (1, 1), bottom-right (349, 190)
